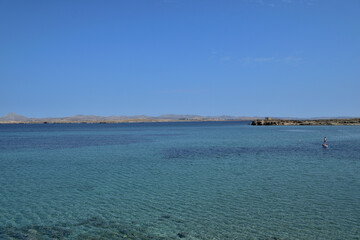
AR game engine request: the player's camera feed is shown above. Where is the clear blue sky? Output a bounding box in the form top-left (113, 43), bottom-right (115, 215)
top-left (1, 0), bottom-right (359, 118)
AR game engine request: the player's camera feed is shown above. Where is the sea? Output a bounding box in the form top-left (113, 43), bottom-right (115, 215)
top-left (0, 122), bottom-right (359, 240)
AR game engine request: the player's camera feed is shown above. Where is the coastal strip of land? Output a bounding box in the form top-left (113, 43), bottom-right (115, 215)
top-left (0, 118), bottom-right (240, 124)
top-left (0, 113), bottom-right (255, 124)
top-left (1, 113), bottom-right (359, 125)
top-left (251, 118), bottom-right (360, 126)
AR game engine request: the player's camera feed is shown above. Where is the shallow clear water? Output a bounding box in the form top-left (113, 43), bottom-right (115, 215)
top-left (0, 122), bottom-right (359, 239)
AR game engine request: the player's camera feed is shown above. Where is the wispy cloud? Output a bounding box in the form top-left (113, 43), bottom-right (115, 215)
top-left (254, 57), bottom-right (275, 62)
top-left (210, 50), bottom-right (231, 62)
top-left (221, 56), bottom-right (231, 62)
top-left (210, 50), bottom-right (303, 65)
top-left (283, 56), bottom-right (303, 62)
top-left (238, 57), bottom-right (251, 66)
top-left (238, 56), bottom-right (303, 66)
top-left (239, 57), bottom-right (275, 66)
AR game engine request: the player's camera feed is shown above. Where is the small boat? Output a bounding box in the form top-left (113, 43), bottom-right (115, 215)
top-left (323, 145), bottom-right (329, 148)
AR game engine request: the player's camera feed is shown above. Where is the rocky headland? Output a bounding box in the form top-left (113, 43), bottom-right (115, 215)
top-left (251, 118), bottom-right (360, 126)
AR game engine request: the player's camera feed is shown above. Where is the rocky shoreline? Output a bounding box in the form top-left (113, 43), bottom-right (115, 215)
top-left (251, 118), bottom-right (360, 126)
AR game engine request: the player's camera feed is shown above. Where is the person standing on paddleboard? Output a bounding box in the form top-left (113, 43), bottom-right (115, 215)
top-left (323, 137), bottom-right (328, 147)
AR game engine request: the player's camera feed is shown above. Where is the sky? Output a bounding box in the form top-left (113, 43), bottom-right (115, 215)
top-left (0, 0), bottom-right (359, 118)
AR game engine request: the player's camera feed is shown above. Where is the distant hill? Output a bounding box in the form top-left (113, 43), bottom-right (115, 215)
top-left (0, 112), bottom-right (28, 122)
top-left (156, 114), bottom-right (203, 120)
top-left (0, 113), bottom-right (258, 123)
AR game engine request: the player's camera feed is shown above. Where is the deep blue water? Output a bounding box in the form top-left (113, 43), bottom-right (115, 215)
top-left (0, 122), bottom-right (359, 239)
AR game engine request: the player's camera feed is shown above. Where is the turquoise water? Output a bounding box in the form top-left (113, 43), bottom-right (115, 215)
top-left (0, 122), bottom-right (359, 239)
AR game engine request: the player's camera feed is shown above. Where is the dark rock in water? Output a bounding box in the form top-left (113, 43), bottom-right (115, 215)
top-left (174, 218), bottom-right (185, 224)
top-left (1, 218), bottom-right (176, 240)
top-left (30, 225), bottom-right (71, 238)
top-left (76, 216), bottom-right (107, 227)
top-left (177, 232), bottom-right (186, 238)
top-left (6, 230), bottom-right (27, 239)
top-left (0, 225), bottom-right (71, 239)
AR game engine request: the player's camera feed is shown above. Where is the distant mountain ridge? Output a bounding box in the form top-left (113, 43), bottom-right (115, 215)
top-left (0, 113), bottom-right (258, 123)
